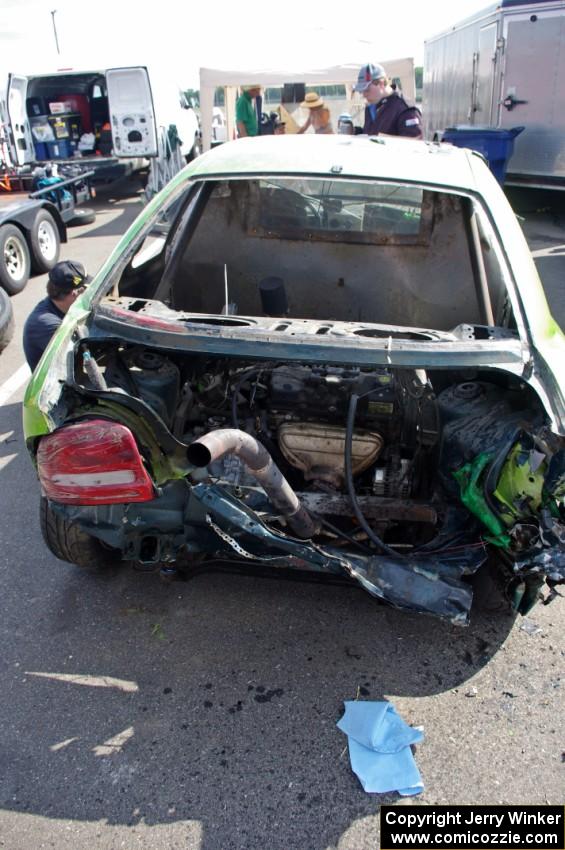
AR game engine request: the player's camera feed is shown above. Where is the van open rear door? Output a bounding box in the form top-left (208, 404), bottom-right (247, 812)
top-left (7, 74), bottom-right (33, 165)
top-left (106, 67), bottom-right (158, 158)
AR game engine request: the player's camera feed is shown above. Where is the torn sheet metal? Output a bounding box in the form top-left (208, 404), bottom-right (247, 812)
top-left (191, 483), bottom-right (485, 625)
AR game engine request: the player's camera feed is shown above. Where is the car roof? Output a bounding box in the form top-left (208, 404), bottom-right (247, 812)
top-left (188, 135), bottom-right (482, 192)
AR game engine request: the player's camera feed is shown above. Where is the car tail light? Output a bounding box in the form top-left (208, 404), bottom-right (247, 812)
top-left (37, 419), bottom-right (155, 505)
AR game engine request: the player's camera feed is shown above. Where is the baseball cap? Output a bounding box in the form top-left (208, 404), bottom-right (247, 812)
top-left (354, 63), bottom-right (387, 93)
top-left (48, 260), bottom-right (89, 292)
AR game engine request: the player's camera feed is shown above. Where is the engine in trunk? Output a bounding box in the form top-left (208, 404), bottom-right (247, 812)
top-left (55, 337), bottom-right (565, 625)
top-left (99, 349), bottom-right (438, 535)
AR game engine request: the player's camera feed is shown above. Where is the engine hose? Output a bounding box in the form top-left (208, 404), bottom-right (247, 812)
top-left (345, 393), bottom-right (404, 558)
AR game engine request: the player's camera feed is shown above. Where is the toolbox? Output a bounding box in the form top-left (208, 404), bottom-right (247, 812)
top-left (47, 113), bottom-right (82, 141)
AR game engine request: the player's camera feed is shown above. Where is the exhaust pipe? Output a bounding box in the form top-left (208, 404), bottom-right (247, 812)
top-left (187, 429), bottom-right (317, 539)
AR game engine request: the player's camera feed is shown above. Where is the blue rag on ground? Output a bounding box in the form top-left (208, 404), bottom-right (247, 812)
top-left (337, 700), bottom-right (424, 796)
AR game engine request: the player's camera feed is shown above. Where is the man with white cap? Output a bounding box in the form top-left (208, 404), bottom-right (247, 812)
top-left (353, 63), bottom-right (422, 139)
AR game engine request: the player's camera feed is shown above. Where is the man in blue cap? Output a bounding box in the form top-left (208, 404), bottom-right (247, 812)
top-left (354, 63), bottom-right (422, 138)
top-left (23, 260), bottom-right (89, 371)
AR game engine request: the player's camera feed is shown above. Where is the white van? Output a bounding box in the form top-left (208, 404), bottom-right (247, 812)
top-left (5, 65), bottom-right (200, 185)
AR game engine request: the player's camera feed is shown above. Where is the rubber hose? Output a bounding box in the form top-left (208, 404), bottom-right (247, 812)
top-left (345, 393), bottom-right (403, 558)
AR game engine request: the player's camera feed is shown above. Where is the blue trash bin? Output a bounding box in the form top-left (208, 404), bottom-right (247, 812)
top-left (441, 125), bottom-right (524, 184)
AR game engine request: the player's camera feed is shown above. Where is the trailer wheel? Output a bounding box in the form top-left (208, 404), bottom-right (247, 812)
top-left (29, 210), bottom-right (61, 274)
top-left (67, 207), bottom-right (96, 227)
top-left (0, 224), bottom-right (31, 295)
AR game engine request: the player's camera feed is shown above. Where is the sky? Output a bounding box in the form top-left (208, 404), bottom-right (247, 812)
top-left (0, 0), bottom-right (491, 89)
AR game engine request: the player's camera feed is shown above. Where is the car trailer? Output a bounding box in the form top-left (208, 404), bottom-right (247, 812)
top-left (0, 169), bottom-right (95, 295)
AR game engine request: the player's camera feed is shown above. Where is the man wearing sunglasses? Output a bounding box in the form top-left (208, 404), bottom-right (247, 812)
top-left (23, 261), bottom-right (89, 372)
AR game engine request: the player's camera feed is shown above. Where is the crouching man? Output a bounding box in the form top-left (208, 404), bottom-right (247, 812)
top-left (23, 260), bottom-right (89, 371)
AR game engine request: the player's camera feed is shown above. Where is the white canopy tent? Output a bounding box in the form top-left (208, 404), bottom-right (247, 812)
top-left (199, 59), bottom-right (415, 151)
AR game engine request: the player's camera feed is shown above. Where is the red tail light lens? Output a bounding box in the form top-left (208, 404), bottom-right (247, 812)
top-left (37, 419), bottom-right (155, 505)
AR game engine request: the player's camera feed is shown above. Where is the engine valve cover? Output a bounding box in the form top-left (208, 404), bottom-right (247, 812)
top-left (278, 422), bottom-right (383, 487)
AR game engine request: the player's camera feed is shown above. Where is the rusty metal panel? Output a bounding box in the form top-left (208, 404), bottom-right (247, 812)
top-left (295, 492), bottom-right (438, 523)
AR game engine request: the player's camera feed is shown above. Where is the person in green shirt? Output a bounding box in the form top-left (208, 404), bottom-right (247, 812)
top-left (236, 85), bottom-right (261, 137)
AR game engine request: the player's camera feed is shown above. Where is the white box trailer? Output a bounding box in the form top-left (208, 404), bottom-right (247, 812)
top-left (4, 65), bottom-right (200, 192)
top-left (423, 0), bottom-right (565, 189)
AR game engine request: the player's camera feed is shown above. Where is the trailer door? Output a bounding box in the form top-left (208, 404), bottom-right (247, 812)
top-left (500, 10), bottom-right (565, 180)
top-left (473, 23), bottom-right (498, 125)
top-left (106, 66), bottom-right (158, 157)
top-left (6, 74), bottom-right (33, 166)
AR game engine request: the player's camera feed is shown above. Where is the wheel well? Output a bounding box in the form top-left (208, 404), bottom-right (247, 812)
top-left (0, 220), bottom-right (26, 238)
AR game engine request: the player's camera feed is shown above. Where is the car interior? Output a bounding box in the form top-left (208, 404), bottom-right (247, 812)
top-left (115, 176), bottom-right (512, 334)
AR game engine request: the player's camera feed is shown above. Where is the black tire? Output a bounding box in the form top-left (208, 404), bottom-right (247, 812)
top-left (0, 223), bottom-right (31, 294)
top-left (29, 209), bottom-right (61, 274)
top-left (67, 207), bottom-right (96, 227)
top-left (0, 287), bottom-right (15, 352)
top-left (40, 496), bottom-right (122, 570)
top-left (471, 558), bottom-right (513, 614)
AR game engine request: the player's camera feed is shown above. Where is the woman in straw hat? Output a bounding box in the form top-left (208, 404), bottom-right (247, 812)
top-left (297, 92), bottom-right (333, 135)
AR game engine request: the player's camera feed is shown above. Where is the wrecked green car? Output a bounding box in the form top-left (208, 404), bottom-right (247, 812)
top-left (24, 135), bottom-right (565, 625)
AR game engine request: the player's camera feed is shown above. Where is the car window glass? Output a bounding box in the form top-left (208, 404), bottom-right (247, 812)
top-left (255, 178), bottom-right (424, 241)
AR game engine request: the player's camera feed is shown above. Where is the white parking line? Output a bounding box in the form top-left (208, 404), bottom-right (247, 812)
top-left (531, 244), bottom-right (565, 258)
top-left (0, 364), bottom-right (31, 407)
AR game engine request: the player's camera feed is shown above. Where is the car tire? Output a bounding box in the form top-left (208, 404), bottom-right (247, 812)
top-left (67, 207), bottom-right (96, 227)
top-left (29, 209), bottom-right (61, 274)
top-left (0, 223), bottom-right (31, 294)
top-left (0, 287), bottom-right (15, 352)
top-left (471, 559), bottom-right (512, 614)
top-left (40, 496), bottom-right (122, 570)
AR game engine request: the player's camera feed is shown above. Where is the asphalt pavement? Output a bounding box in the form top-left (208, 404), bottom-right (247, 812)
top-left (0, 178), bottom-right (563, 850)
